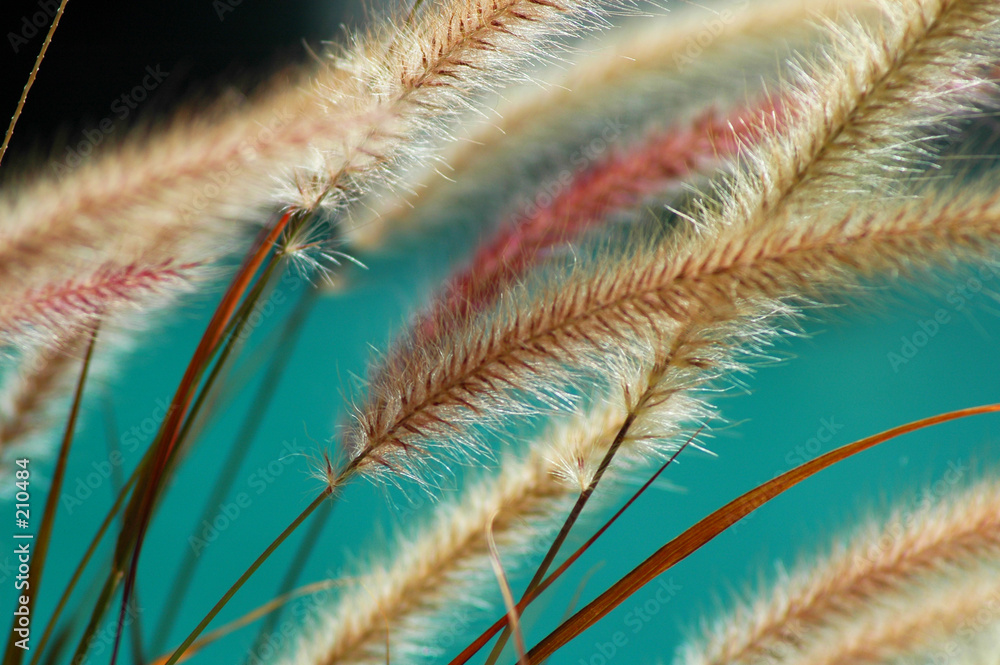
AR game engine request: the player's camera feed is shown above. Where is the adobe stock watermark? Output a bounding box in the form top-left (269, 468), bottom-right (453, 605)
top-left (243, 564), bottom-right (343, 664)
top-left (60, 397), bottom-right (172, 515)
top-left (849, 458), bottom-right (967, 571)
top-left (730, 416), bottom-right (845, 535)
top-left (188, 438), bottom-right (304, 556)
top-left (49, 65), bottom-right (170, 179)
top-left (0, 557), bottom-right (14, 588)
top-left (575, 577), bottom-right (682, 665)
top-left (924, 589), bottom-right (1000, 664)
top-left (175, 106), bottom-right (293, 223)
top-left (672, 0), bottom-right (750, 70)
top-left (213, 0), bottom-right (245, 21)
top-left (233, 269), bottom-right (305, 347)
top-left (425, 602), bottom-right (481, 655)
top-left (7, 0), bottom-right (60, 54)
top-left (887, 263), bottom-right (1000, 372)
top-left (420, 516), bottom-right (554, 655)
top-left (72, 598), bottom-right (141, 664)
top-left (513, 116), bottom-right (625, 220)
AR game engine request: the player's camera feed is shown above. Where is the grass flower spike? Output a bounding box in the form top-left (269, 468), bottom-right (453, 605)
top-left (682, 479), bottom-right (1000, 665)
top-left (346, 0), bottom-right (1000, 482)
top-left (6, 0), bottom-right (1000, 664)
top-left (0, 0), bottom-right (617, 351)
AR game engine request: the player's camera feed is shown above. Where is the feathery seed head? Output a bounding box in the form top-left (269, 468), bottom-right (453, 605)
top-left (682, 477), bottom-right (1000, 665)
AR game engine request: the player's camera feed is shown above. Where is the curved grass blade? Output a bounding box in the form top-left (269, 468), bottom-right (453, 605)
top-left (525, 403), bottom-right (1000, 661)
top-left (151, 576), bottom-right (352, 665)
top-left (109, 209), bottom-right (297, 664)
top-left (448, 427), bottom-right (696, 665)
top-left (152, 266), bottom-right (315, 649)
top-left (485, 411), bottom-right (639, 663)
top-left (2, 321), bottom-right (98, 665)
top-left (0, 0), bottom-right (69, 167)
top-left (248, 496), bottom-right (331, 658)
top-left (163, 487), bottom-right (333, 665)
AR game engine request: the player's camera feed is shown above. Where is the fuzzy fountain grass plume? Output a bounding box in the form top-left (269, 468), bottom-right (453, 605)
top-left (0, 0), bottom-right (619, 352)
top-left (282, 312), bottom-right (760, 664)
top-left (346, 0), bottom-right (1000, 482)
top-left (0, 260), bottom-right (206, 347)
top-left (0, 330), bottom-right (88, 476)
top-left (345, 0), bottom-right (880, 250)
top-left (406, 100), bottom-right (781, 344)
top-left (680, 477), bottom-right (1000, 665)
top-left (345, 184), bottom-right (1000, 484)
top-left (3, 0), bottom-right (650, 658)
top-left (10, 0), bottom-right (1000, 664)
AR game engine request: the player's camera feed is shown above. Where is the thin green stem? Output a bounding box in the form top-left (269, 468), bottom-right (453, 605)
top-left (67, 254), bottom-right (281, 665)
top-left (163, 488), bottom-right (333, 665)
top-left (70, 571), bottom-right (124, 665)
top-left (108, 211), bottom-right (299, 665)
top-left (248, 498), bottom-right (331, 659)
top-left (154, 285), bottom-right (317, 650)
top-left (485, 411), bottom-right (637, 664)
top-left (2, 323), bottom-right (98, 665)
top-left (169, 257), bottom-right (284, 466)
top-left (31, 457), bottom-right (140, 665)
top-left (0, 0), bottom-right (69, 167)
top-left (165, 452), bottom-right (366, 665)
top-left (102, 402), bottom-right (146, 665)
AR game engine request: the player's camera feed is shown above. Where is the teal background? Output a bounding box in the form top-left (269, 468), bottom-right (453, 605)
top-left (12, 246), bottom-right (1000, 665)
top-left (3, 0), bottom-right (1000, 663)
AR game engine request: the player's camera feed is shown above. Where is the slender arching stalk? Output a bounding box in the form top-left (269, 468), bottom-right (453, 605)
top-left (154, 287), bottom-right (320, 650)
top-left (29, 448), bottom-right (141, 665)
top-left (9, 2), bottom-right (1000, 665)
top-left (248, 495), bottom-right (332, 655)
top-left (160, 489), bottom-right (332, 665)
top-left (484, 413), bottom-right (637, 664)
top-left (163, 460), bottom-right (362, 665)
top-left (60, 209), bottom-right (301, 665)
top-left (0, 322), bottom-right (97, 665)
top-left (0, 0), bottom-right (69, 168)
top-left (524, 404), bottom-right (1000, 662)
top-left (107, 210), bottom-right (297, 663)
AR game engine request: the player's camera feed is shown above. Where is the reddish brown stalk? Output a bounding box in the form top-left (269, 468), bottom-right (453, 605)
top-left (525, 404), bottom-right (1000, 662)
top-left (0, 332), bottom-right (87, 450)
top-left (0, 321), bottom-right (96, 665)
top-left (109, 208), bottom-right (295, 665)
top-left (414, 99), bottom-right (783, 342)
top-left (447, 404), bottom-right (1000, 665)
top-left (0, 259), bottom-right (203, 339)
top-left (0, 0), bottom-right (69, 167)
